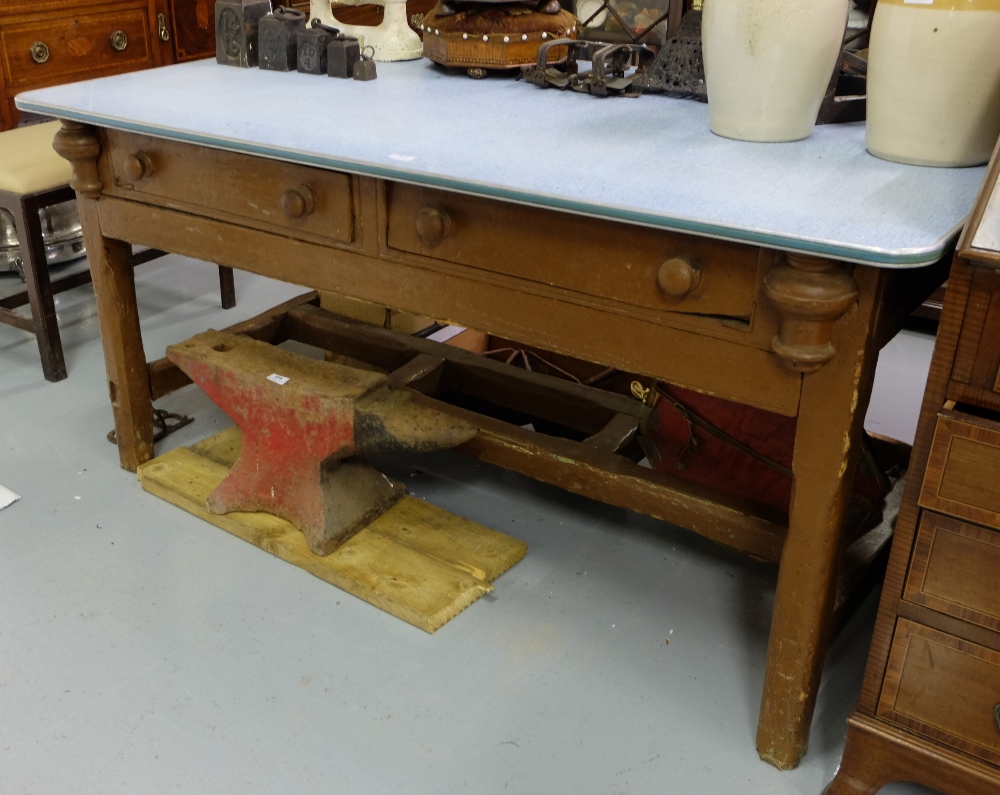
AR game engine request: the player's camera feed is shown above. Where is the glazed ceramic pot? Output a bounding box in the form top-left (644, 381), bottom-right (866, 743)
top-left (866, 0), bottom-right (1000, 167)
top-left (702, 0), bottom-right (850, 142)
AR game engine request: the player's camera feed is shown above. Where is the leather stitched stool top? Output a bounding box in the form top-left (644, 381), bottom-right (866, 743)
top-left (0, 121), bottom-right (71, 194)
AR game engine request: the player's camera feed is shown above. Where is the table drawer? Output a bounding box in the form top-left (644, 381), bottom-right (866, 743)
top-left (920, 410), bottom-right (1000, 529)
top-left (1, 9), bottom-right (153, 91)
top-left (905, 511), bottom-right (1000, 632)
top-left (877, 619), bottom-right (1000, 765)
top-left (0, 0), bottom-right (108, 14)
top-left (385, 183), bottom-right (760, 322)
top-left (104, 130), bottom-right (356, 245)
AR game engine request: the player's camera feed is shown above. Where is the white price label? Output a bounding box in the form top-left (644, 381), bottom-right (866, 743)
top-left (267, 373), bottom-right (290, 385)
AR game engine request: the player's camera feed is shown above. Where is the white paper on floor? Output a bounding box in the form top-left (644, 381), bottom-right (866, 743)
top-left (0, 484), bottom-right (20, 511)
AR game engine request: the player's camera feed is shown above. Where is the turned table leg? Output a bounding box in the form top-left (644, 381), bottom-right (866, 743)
top-left (756, 255), bottom-right (884, 768)
top-left (54, 121), bottom-right (154, 471)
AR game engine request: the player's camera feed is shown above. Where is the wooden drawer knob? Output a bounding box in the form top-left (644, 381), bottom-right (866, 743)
top-left (111, 30), bottom-right (128, 52)
top-left (415, 207), bottom-right (452, 245)
top-left (657, 256), bottom-right (702, 298)
top-left (30, 41), bottom-right (50, 64)
top-left (124, 152), bottom-right (154, 181)
top-left (281, 185), bottom-right (315, 219)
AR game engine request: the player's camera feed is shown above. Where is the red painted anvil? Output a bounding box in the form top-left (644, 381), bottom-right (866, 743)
top-left (166, 330), bottom-right (477, 555)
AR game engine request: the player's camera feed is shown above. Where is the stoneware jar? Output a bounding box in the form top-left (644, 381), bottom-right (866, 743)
top-left (702, 0), bottom-right (850, 142)
top-left (866, 0), bottom-right (1000, 167)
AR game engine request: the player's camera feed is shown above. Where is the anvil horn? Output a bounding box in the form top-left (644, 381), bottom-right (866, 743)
top-left (356, 387), bottom-right (477, 454)
top-left (165, 329), bottom-right (478, 555)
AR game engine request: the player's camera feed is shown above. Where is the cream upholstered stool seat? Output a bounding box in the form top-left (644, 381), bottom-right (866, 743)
top-left (0, 121), bottom-right (73, 194)
top-left (0, 121), bottom-right (235, 382)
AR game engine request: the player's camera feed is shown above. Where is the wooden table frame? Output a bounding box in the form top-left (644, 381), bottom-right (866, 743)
top-left (53, 119), bottom-right (947, 771)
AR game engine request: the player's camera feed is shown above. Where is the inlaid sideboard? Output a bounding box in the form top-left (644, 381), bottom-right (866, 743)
top-left (0, 0), bottom-right (214, 130)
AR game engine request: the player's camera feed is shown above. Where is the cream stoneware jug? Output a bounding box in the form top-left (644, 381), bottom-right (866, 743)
top-left (866, 0), bottom-right (1000, 167)
top-left (702, 0), bottom-right (850, 142)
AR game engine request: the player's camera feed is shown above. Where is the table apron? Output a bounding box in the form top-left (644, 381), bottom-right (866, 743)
top-left (96, 195), bottom-right (804, 416)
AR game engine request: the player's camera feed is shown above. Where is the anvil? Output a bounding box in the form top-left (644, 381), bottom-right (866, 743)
top-left (166, 330), bottom-right (477, 555)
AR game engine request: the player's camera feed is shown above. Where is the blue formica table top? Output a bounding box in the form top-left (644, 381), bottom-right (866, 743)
top-left (17, 58), bottom-right (990, 267)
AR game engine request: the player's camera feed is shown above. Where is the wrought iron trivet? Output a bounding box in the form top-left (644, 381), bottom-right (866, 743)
top-left (107, 408), bottom-right (193, 446)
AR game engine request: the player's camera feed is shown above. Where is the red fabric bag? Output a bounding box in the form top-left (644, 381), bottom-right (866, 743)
top-left (640, 384), bottom-right (885, 515)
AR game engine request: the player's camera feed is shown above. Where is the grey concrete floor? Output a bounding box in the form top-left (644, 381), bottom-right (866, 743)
top-left (0, 256), bottom-right (937, 794)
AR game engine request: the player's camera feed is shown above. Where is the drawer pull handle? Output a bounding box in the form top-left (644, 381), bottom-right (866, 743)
top-left (657, 256), bottom-right (702, 298)
top-left (111, 30), bottom-right (128, 51)
top-left (157, 13), bottom-right (171, 42)
top-left (30, 41), bottom-right (50, 64)
top-left (415, 207), bottom-right (452, 245)
top-left (281, 186), bottom-right (315, 219)
top-left (124, 152), bottom-right (154, 181)
top-left (994, 703), bottom-right (1000, 734)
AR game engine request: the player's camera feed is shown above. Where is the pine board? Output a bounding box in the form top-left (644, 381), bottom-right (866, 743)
top-left (138, 427), bottom-right (526, 632)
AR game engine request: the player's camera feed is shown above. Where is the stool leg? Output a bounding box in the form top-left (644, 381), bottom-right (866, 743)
top-left (218, 266), bottom-right (236, 310)
top-left (13, 197), bottom-right (66, 381)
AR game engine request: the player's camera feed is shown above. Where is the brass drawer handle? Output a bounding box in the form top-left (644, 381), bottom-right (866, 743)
top-left (30, 41), bottom-right (50, 64)
top-left (415, 207), bottom-right (452, 245)
top-left (994, 703), bottom-right (1000, 734)
top-left (124, 151), bottom-right (154, 181)
top-left (657, 256), bottom-right (702, 298)
top-left (111, 30), bottom-right (128, 51)
top-left (157, 13), bottom-right (171, 42)
top-left (281, 186), bottom-right (315, 219)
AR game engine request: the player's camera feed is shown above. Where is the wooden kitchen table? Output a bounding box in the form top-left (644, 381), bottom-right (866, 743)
top-left (17, 60), bottom-right (987, 770)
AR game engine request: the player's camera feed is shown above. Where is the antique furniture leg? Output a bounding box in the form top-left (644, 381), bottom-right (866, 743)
top-left (823, 716), bottom-right (898, 795)
top-left (6, 191), bottom-right (66, 381)
top-left (219, 266), bottom-right (236, 309)
top-left (825, 713), bottom-right (1000, 795)
top-left (756, 256), bottom-right (885, 768)
top-left (55, 121), bottom-right (154, 471)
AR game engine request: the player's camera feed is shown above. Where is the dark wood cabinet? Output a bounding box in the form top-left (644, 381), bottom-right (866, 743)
top-left (151, 0), bottom-right (215, 64)
top-left (0, 0), bottom-right (214, 130)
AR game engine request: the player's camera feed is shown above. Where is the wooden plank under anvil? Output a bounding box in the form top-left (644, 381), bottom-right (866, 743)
top-left (138, 427), bottom-right (526, 633)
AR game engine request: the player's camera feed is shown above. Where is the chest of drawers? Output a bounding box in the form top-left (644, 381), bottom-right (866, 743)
top-left (826, 141), bottom-right (1000, 794)
top-left (0, 0), bottom-right (214, 130)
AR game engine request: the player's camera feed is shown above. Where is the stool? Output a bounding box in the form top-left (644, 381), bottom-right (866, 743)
top-left (0, 121), bottom-right (236, 382)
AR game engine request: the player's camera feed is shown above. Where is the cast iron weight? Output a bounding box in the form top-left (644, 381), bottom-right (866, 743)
top-left (327, 33), bottom-right (362, 78)
top-left (297, 19), bottom-right (339, 74)
top-left (353, 46), bottom-right (378, 81)
top-left (258, 6), bottom-right (308, 72)
top-left (215, 0), bottom-right (271, 67)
